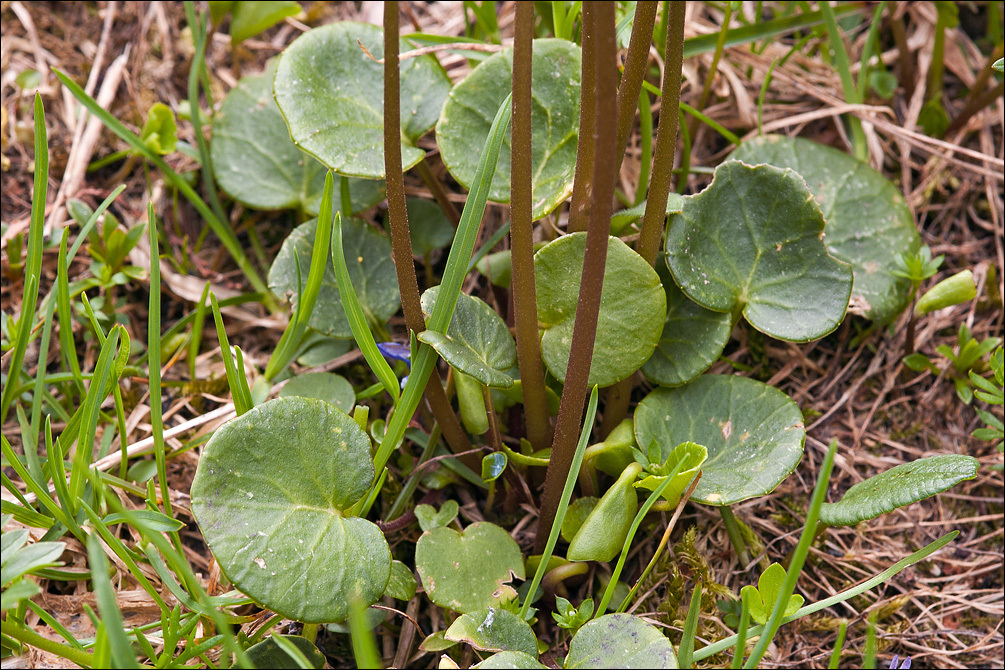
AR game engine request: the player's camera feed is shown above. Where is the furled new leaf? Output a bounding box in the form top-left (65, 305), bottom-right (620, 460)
top-left (820, 454), bottom-right (979, 526)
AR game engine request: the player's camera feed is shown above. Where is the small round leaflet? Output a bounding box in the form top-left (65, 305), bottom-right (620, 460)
top-left (190, 397), bottom-right (390, 623)
top-left (634, 375), bottom-right (805, 506)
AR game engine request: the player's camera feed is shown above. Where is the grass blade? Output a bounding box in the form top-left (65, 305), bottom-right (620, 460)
top-left (265, 171), bottom-right (336, 381)
top-left (210, 294), bottom-right (253, 415)
top-left (51, 69), bottom-right (271, 300)
top-left (1, 94), bottom-right (48, 424)
top-left (678, 580), bottom-right (703, 668)
top-left (146, 203), bottom-right (172, 517)
top-left (519, 386), bottom-right (599, 621)
top-left (330, 210), bottom-right (400, 406)
top-left (86, 532), bottom-right (140, 667)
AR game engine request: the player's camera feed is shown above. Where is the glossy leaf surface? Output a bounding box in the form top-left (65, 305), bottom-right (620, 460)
top-left (419, 286), bottom-right (517, 388)
top-left (191, 397), bottom-right (390, 622)
top-left (634, 375), bottom-right (804, 505)
top-left (275, 22), bottom-right (451, 177)
top-left (731, 135), bottom-right (920, 322)
top-left (666, 161), bottom-right (852, 341)
top-left (536, 234), bottom-right (665, 387)
top-left (438, 40), bottom-right (581, 219)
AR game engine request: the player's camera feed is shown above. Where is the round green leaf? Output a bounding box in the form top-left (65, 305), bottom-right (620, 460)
top-left (730, 135), bottom-right (920, 323)
top-left (642, 264), bottom-right (732, 387)
top-left (404, 198), bottom-right (455, 256)
top-left (278, 372), bottom-right (355, 413)
top-left (437, 39), bottom-right (581, 220)
top-left (445, 608), bottom-right (538, 657)
top-left (211, 61), bottom-right (383, 213)
top-left (268, 217), bottom-right (400, 338)
top-left (274, 22), bottom-right (451, 178)
top-left (666, 161), bottom-right (853, 342)
top-left (565, 614), bottom-right (678, 669)
top-left (819, 454), bottom-right (979, 526)
top-left (418, 286), bottom-right (517, 389)
top-left (245, 635), bottom-right (325, 669)
top-left (634, 375), bottom-right (805, 506)
top-left (190, 397), bottom-right (390, 623)
top-left (415, 522), bottom-right (525, 614)
top-left (535, 233), bottom-right (665, 388)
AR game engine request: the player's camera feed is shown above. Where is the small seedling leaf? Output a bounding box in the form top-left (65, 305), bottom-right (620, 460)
top-left (437, 40), bottom-right (581, 220)
top-left (564, 614), bottom-right (677, 668)
top-left (634, 375), bottom-right (805, 506)
top-left (415, 522), bottom-right (525, 614)
top-left (415, 500), bottom-right (460, 532)
top-left (536, 234), bottom-right (665, 388)
top-left (274, 22), bottom-right (451, 177)
top-left (819, 454), bottom-right (979, 526)
top-left (385, 560), bottom-right (418, 601)
top-left (666, 160), bottom-right (852, 341)
top-left (740, 563), bottom-right (804, 625)
top-left (191, 397), bottom-right (391, 623)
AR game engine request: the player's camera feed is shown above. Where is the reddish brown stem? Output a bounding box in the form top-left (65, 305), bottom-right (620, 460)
top-left (566, 6), bottom-right (596, 233)
top-left (536, 1), bottom-right (620, 553)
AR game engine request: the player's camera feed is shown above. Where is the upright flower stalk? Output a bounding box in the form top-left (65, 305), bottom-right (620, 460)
top-left (536, 1), bottom-right (620, 552)
top-left (510, 2), bottom-right (552, 451)
top-left (383, 2), bottom-right (472, 458)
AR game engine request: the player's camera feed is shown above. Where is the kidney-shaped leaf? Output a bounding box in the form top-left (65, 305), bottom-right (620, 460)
top-left (191, 397), bottom-right (390, 623)
top-left (211, 61), bottom-right (383, 214)
top-left (415, 522), bottom-right (525, 614)
top-left (820, 454), bottom-right (979, 526)
top-left (269, 216), bottom-right (400, 338)
top-left (642, 263), bottom-right (732, 387)
top-left (666, 161), bottom-right (853, 342)
top-left (274, 22), bottom-right (451, 178)
top-left (437, 39), bottom-right (581, 220)
top-left (536, 234), bottom-right (665, 388)
top-left (418, 286), bottom-right (517, 388)
top-left (730, 135), bottom-right (920, 323)
top-left (565, 614), bottom-right (677, 669)
top-left (634, 375), bottom-right (804, 506)
top-left (445, 608), bottom-right (538, 657)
